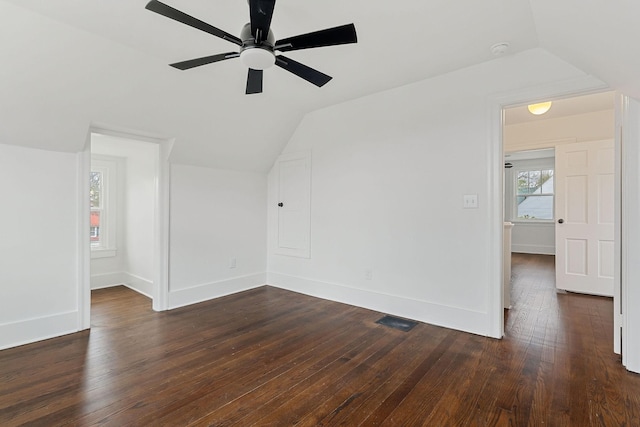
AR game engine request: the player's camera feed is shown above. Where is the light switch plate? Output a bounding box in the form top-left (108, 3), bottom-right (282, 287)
top-left (463, 194), bottom-right (478, 209)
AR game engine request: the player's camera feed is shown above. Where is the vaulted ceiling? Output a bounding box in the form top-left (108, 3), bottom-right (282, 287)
top-left (1, 0), bottom-right (639, 171)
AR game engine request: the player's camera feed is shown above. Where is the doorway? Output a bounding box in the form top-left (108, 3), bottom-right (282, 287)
top-left (501, 91), bottom-right (618, 342)
top-left (502, 91), bottom-right (616, 297)
top-left (90, 133), bottom-right (158, 303)
top-left (78, 128), bottom-right (171, 329)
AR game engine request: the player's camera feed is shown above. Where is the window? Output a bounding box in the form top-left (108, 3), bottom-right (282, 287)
top-left (515, 168), bottom-right (554, 220)
top-left (90, 171), bottom-right (103, 245)
top-left (91, 156), bottom-right (118, 257)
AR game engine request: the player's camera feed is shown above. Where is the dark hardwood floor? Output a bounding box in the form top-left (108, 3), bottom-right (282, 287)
top-left (2, 254), bottom-right (640, 426)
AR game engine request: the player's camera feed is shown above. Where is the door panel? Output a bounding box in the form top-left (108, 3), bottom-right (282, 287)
top-left (275, 152), bottom-right (311, 258)
top-left (565, 176), bottom-right (588, 223)
top-left (598, 240), bottom-right (615, 279)
top-left (565, 239), bottom-right (587, 275)
top-left (597, 174), bottom-right (615, 224)
top-left (555, 139), bottom-right (615, 296)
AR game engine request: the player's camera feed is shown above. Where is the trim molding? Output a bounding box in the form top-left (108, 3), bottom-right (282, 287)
top-left (511, 244), bottom-right (555, 255)
top-left (124, 273), bottom-right (153, 298)
top-left (91, 271), bottom-right (126, 289)
top-left (167, 273), bottom-right (267, 309)
top-left (91, 271), bottom-right (153, 298)
top-left (621, 95), bottom-right (640, 373)
top-left (84, 126), bottom-right (174, 317)
top-left (506, 137), bottom-right (577, 152)
top-left (0, 311), bottom-right (78, 351)
top-left (77, 142), bottom-right (91, 331)
top-left (267, 272), bottom-right (489, 337)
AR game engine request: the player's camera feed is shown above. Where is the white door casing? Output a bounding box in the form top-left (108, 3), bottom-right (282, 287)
top-left (619, 95), bottom-right (640, 373)
top-left (555, 139), bottom-right (615, 296)
top-left (275, 151), bottom-right (311, 258)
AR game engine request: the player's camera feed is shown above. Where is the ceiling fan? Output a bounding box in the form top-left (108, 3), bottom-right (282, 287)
top-left (145, 0), bottom-right (358, 94)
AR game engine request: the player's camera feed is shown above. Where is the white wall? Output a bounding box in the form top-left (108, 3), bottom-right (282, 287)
top-left (0, 143), bottom-right (80, 349)
top-left (122, 141), bottom-right (156, 296)
top-left (504, 109), bottom-right (614, 152)
top-left (267, 48), bottom-right (598, 337)
top-left (91, 136), bottom-right (157, 297)
top-left (168, 164), bottom-right (267, 308)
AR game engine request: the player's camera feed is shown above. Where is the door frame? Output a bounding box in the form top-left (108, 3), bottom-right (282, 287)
top-left (76, 125), bottom-right (173, 330)
top-left (487, 75), bottom-right (609, 338)
top-left (619, 95), bottom-right (640, 372)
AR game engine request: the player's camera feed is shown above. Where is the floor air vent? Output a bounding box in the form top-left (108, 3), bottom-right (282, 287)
top-left (375, 315), bottom-right (418, 332)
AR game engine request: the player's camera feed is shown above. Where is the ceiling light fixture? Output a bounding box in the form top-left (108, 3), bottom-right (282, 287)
top-left (527, 101), bottom-right (552, 115)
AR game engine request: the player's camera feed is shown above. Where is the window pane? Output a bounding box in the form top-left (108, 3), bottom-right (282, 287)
top-left (529, 170), bottom-right (542, 194)
top-left (517, 169), bottom-right (554, 195)
top-left (541, 170), bottom-right (554, 194)
top-left (90, 172), bottom-right (102, 208)
top-left (90, 211), bottom-right (100, 243)
top-left (517, 195), bottom-right (554, 220)
top-left (517, 171), bottom-right (530, 195)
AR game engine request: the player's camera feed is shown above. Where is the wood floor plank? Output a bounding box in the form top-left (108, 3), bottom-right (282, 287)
top-left (315, 326), bottom-right (450, 426)
top-left (384, 333), bottom-right (485, 426)
top-left (185, 323), bottom-right (382, 427)
top-left (356, 332), bottom-right (459, 425)
top-left (2, 254), bottom-right (640, 426)
top-left (235, 329), bottom-right (406, 425)
top-left (148, 308), bottom-right (377, 426)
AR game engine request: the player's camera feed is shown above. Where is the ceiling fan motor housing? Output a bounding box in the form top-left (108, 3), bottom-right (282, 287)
top-left (240, 23), bottom-right (276, 70)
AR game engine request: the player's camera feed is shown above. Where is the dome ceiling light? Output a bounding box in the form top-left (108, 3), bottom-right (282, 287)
top-left (527, 101), bottom-right (552, 115)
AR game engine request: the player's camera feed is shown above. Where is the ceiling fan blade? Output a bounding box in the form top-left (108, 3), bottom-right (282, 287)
top-left (246, 69), bottom-right (264, 94)
top-left (249, 0), bottom-right (276, 42)
top-left (170, 52), bottom-right (239, 70)
top-left (275, 55), bottom-right (332, 87)
top-left (275, 23), bottom-right (357, 52)
top-left (145, 0), bottom-right (242, 46)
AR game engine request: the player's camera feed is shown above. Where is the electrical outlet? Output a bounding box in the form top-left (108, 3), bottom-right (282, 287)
top-left (364, 268), bottom-right (373, 280)
top-left (229, 258), bottom-right (237, 269)
top-left (463, 194), bottom-right (478, 209)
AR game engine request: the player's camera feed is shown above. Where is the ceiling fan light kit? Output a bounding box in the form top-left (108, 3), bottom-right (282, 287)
top-left (239, 23), bottom-right (276, 70)
top-left (145, 0), bottom-right (358, 94)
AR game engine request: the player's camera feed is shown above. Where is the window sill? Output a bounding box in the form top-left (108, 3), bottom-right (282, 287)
top-left (510, 220), bottom-right (554, 225)
top-left (91, 249), bottom-right (117, 259)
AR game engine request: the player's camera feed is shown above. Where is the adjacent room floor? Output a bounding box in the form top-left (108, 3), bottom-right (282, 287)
top-left (1, 254), bottom-right (639, 425)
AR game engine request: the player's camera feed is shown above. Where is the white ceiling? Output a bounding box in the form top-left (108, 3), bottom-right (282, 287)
top-left (1, 0), bottom-right (639, 171)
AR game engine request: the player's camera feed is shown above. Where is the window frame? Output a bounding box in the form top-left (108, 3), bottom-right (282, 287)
top-left (90, 156), bottom-right (118, 258)
top-left (506, 157), bottom-right (555, 223)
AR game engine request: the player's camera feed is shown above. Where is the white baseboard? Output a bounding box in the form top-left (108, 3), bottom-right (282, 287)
top-left (91, 271), bottom-right (126, 289)
top-left (122, 273), bottom-right (153, 298)
top-left (168, 273), bottom-right (267, 309)
top-left (512, 244), bottom-right (555, 255)
top-left (267, 272), bottom-right (490, 337)
top-left (91, 271), bottom-right (153, 298)
top-left (0, 311), bottom-right (79, 351)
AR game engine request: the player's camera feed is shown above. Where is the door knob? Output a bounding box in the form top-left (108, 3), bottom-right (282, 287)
top-left (278, 202), bottom-right (284, 207)
top-left (558, 218), bottom-right (564, 224)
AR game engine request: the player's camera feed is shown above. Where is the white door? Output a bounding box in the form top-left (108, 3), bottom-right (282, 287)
top-left (275, 151), bottom-right (311, 258)
top-left (555, 139), bottom-right (615, 296)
